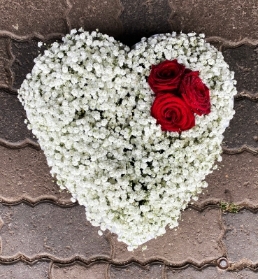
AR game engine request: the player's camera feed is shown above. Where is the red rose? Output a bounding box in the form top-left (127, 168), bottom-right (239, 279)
top-left (148, 59), bottom-right (185, 94)
top-left (151, 94), bottom-right (195, 132)
top-left (180, 71), bottom-right (211, 115)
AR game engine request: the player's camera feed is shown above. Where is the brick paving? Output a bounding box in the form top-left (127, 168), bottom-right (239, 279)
top-left (0, 91), bottom-right (34, 141)
top-left (166, 266), bottom-right (258, 279)
top-left (223, 99), bottom-right (258, 149)
top-left (0, 203), bottom-right (111, 260)
top-left (195, 152), bottom-right (258, 207)
top-left (0, 146), bottom-right (71, 203)
top-left (0, 38), bottom-right (12, 89)
top-left (0, 261), bottom-right (49, 279)
top-left (110, 263), bottom-right (164, 279)
top-left (0, 0), bottom-right (258, 278)
top-left (0, 0), bottom-right (68, 37)
top-left (51, 262), bottom-right (109, 279)
top-left (110, 208), bottom-right (224, 264)
top-left (223, 210), bottom-right (258, 263)
top-left (223, 45), bottom-right (258, 96)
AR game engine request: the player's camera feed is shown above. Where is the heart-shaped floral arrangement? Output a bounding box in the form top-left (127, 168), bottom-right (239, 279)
top-left (18, 28), bottom-right (237, 250)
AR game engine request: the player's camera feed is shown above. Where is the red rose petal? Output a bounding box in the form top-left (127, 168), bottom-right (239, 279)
top-left (148, 59), bottom-right (185, 95)
top-left (151, 93), bottom-right (195, 132)
top-left (180, 71), bottom-right (211, 116)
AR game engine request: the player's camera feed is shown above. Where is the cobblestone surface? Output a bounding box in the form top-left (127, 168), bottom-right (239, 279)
top-left (223, 99), bottom-right (258, 149)
top-left (0, 0), bottom-right (68, 37)
top-left (68, 0), bottom-right (123, 38)
top-left (223, 210), bottom-right (258, 263)
top-left (0, 146), bottom-right (71, 203)
top-left (0, 203), bottom-right (111, 260)
top-left (11, 40), bottom-right (45, 90)
top-left (110, 263), bottom-right (163, 279)
top-left (119, 0), bottom-right (171, 45)
top-left (195, 152), bottom-right (258, 207)
top-left (0, 261), bottom-right (49, 279)
top-left (0, 0), bottom-right (258, 278)
top-left (111, 208), bottom-right (224, 264)
top-left (0, 90), bottom-right (34, 142)
top-left (166, 266), bottom-right (258, 279)
top-left (0, 38), bottom-right (12, 88)
top-left (223, 45), bottom-right (258, 95)
top-left (51, 262), bottom-right (108, 279)
top-left (168, 0), bottom-right (258, 41)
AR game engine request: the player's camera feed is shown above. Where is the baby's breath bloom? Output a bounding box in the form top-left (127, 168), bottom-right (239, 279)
top-left (18, 29), bottom-right (237, 251)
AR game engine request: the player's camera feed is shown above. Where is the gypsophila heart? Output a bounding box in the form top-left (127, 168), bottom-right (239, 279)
top-left (18, 28), bottom-right (237, 251)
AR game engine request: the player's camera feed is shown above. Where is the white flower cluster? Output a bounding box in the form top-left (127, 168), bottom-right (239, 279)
top-left (18, 29), bottom-right (237, 251)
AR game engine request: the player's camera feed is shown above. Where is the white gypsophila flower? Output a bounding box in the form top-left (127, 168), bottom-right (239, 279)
top-left (18, 29), bottom-right (237, 251)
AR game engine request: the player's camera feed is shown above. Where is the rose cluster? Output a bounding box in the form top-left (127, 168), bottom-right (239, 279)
top-left (149, 59), bottom-right (211, 132)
